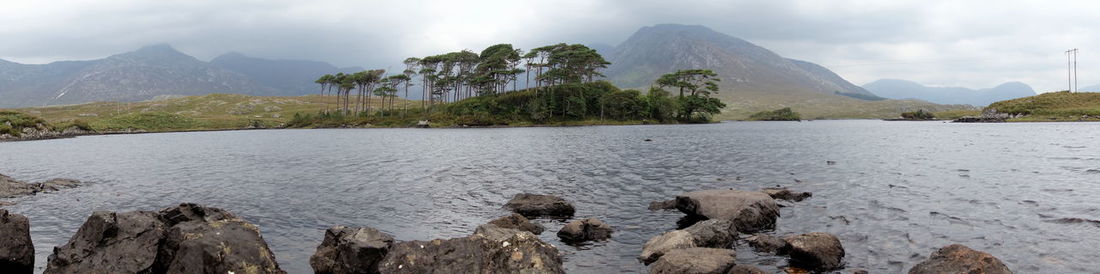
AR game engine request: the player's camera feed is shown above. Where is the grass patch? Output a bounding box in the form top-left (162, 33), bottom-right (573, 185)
top-left (748, 107), bottom-right (801, 121)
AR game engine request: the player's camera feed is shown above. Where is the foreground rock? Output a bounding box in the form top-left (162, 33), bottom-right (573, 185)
top-left (310, 226), bottom-right (395, 274)
top-left (557, 217), bottom-right (613, 243)
top-left (488, 213), bottom-right (545, 235)
top-left (0, 174), bottom-right (82, 199)
top-left (675, 190), bottom-right (780, 233)
top-left (0, 209), bottom-right (33, 273)
top-left (638, 220), bottom-right (738, 264)
top-left (746, 234), bottom-right (787, 253)
top-left (761, 187), bottom-right (812, 202)
top-left (45, 203), bottom-right (284, 274)
top-left (908, 244), bottom-right (1013, 274)
top-left (682, 219), bottom-right (737, 248)
top-left (648, 248), bottom-right (737, 274)
top-left (780, 232), bottom-right (845, 271)
top-left (504, 193), bottom-right (576, 218)
top-left (377, 224), bottom-right (564, 273)
top-left (639, 230), bottom-right (696, 264)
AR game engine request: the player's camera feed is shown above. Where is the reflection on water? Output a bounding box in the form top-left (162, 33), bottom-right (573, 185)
top-left (1, 121), bottom-right (1098, 273)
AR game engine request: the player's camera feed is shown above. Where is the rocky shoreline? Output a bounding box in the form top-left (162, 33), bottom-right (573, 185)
top-left (0, 188), bottom-right (1016, 273)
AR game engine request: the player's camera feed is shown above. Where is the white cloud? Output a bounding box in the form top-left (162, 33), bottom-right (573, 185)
top-left (1, 0), bottom-right (1098, 92)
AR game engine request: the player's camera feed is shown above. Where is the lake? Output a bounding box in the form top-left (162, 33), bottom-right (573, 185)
top-left (1, 120), bottom-right (1098, 273)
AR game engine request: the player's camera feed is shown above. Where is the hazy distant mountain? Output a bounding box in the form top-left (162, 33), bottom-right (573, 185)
top-left (0, 45), bottom-right (361, 108)
top-left (1081, 84), bottom-right (1100, 92)
top-left (603, 24), bottom-right (955, 119)
top-left (863, 79), bottom-right (1036, 106)
top-left (210, 52), bottom-right (362, 96)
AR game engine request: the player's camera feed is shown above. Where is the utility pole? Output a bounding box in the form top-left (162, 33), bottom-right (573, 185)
top-left (1065, 49), bottom-right (1079, 92)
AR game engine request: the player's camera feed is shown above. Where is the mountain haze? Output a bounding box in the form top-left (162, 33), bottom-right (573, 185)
top-left (863, 79), bottom-right (1036, 106)
top-left (0, 45), bottom-right (358, 108)
top-left (604, 24), bottom-right (961, 118)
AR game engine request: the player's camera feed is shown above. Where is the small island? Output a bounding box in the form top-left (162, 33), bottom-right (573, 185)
top-left (748, 107), bottom-right (801, 121)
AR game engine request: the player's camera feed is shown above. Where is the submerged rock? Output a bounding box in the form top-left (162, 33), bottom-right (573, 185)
top-left (488, 213), bottom-right (545, 235)
top-left (908, 244), bottom-right (1012, 274)
top-left (761, 187), bottom-right (812, 202)
top-left (310, 226), bottom-right (394, 274)
top-left (45, 203), bottom-right (284, 274)
top-left (648, 199), bottom-right (677, 211)
top-left (504, 193), bottom-right (575, 218)
top-left (0, 174), bottom-right (82, 199)
top-left (648, 247), bottom-right (737, 274)
top-left (557, 217), bottom-right (613, 243)
top-left (728, 265), bottom-right (768, 274)
top-left (378, 225), bottom-right (564, 273)
top-left (639, 230), bottom-right (697, 264)
top-left (682, 219), bottom-right (737, 248)
top-left (675, 190), bottom-right (780, 233)
top-left (780, 232), bottom-right (845, 271)
top-left (746, 234), bottom-right (787, 253)
top-left (0, 209), bottom-right (33, 273)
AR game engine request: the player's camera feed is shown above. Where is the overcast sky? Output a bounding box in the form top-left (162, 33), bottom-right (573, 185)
top-left (2, 0), bottom-right (1096, 92)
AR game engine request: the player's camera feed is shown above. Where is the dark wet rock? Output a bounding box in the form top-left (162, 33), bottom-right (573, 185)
top-left (761, 187), bottom-right (812, 202)
top-left (378, 225), bottom-right (564, 273)
top-left (648, 247), bottom-right (737, 274)
top-left (780, 232), bottom-right (845, 271)
top-left (648, 199), bottom-right (677, 211)
top-left (45, 203), bottom-right (284, 274)
top-left (908, 244), bottom-right (1012, 274)
top-left (640, 230), bottom-right (697, 264)
top-left (675, 189), bottom-right (780, 233)
top-left (557, 217), bottom-right (613, 243)
top-left (310, 226), bottom-right (394, 274)
top-left (848, 269), bottom-right (870, 274)
top-left (727, 265), bottom-right (767, 274)
top-left (683, 219), bottom-right (737, 248)
top-left (0, 209), bottom-right (33, 273)
top-left (746, 234), bottom-right (787, 253)
top-left (504, 193), bottom-right (575, 218)
top-left (488, 213), bottom-right (545, 235)
top-left (0, 174), bottom-right (82, 199)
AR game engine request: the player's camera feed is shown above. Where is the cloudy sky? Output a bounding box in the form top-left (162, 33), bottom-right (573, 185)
top-left (2, 0), bottom-right (1096, 92)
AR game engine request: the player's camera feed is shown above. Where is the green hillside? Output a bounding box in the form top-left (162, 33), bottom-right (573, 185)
top-left (986, 91), bottom-right (1100, 121)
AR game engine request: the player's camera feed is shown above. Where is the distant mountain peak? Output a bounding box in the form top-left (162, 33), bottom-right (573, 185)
top-left (863, 79), bottom-right (1035, 106)
top-left (111, 44), bottom-right (193, 61)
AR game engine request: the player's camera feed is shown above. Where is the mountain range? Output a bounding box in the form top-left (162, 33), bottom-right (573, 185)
top-left (862, 79), bottom-right (1036, 106)
top-left (2, 24), bottom-right (975, 118)
top-left (602, 24), bottom-right (964, 118)
top-left (0, 45), bottom-right (359, 108)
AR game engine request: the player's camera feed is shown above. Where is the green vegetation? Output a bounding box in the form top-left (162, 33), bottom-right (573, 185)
top-left (900, 109), bottom-right (935, 120)
top-left (295, 43), bottom-right (725, 127)
top-left (748, 107), bottom-right (801, 121)
top-left (933, 109), bottom-right (981, 120)
top-left (986, 91), bottom-right (1100, 121)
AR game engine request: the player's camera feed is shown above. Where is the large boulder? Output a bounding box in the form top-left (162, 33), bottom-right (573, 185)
top-left (639, 230), bottom-right (697, 264)
top-left (780, 232), bottom-right (845, 271)
top-left (683, 219), bottom-right (737, 248)
top-left (908, 244), bottom-right (1013, 274)
top-left (745, 234), bottom-right (787, 253)
top-left (0, 209), bottom-right (33, 273)
top-left (761, 187), bottom-right (812, 202)
top-left (311, 226), bottom-right (395, 274)
top-left (648, 248), bottom-right (737, 274)
top-left (377, 225), bottom-right (564, 273)
top-left (504, 193), bottom-right (575, 219)
top-left (557, 217), bottom-right (613, 243)
top-left (45, 203), bottom-right (284, 274)
top-left (488, 213), bottom-right (545, 235)
top-left (675, 190), bottom-right (780, 233)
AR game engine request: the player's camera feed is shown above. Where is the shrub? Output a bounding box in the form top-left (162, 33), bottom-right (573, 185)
top-left (749, 107), bottom-right (801, 121)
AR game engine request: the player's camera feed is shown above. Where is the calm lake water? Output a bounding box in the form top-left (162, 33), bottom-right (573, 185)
top-left (1, 120), bottom-right (1098, 273)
